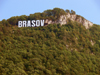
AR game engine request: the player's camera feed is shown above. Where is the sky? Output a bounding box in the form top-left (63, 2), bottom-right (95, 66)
top-left (0, 0), bottom-right (100, 25)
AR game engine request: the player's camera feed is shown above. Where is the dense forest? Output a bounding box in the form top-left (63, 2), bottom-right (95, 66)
top-left (0, 8), bottom-right (100, 75)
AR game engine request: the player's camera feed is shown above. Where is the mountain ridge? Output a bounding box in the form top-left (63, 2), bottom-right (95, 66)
top-left (0, 8), bottom-right (94, 29)
top-left (44, 12), bottom-right (93, 29)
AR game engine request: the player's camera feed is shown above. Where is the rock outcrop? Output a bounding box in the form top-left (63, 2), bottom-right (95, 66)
top-left (44, 13), bottom-right (93, 29)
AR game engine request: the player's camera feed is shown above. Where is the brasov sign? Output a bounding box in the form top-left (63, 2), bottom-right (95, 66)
top-left (18, 20), bottom-right (44, 27)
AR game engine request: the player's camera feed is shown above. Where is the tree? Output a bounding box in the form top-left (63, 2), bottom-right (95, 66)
top-left (65, 9), bottom-right (70, 13)
top-left (7, 16), bottom-right (18, 25)
top-left (71, 10), bottom-right (76, 14)
top-left (52, 8), bottom-right (66, 18)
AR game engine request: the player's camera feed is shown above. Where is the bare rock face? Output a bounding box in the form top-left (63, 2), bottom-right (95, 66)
top-left (44, 13), bottom-right (93, 29)
top-left (70, 14), bottom-right (76, 21)
top-left (45, 19), bottom-right (52, 24)
top-left (58, 15), bottom-right (67, 25)
top-left (76, 17), bottom-right (83, 23)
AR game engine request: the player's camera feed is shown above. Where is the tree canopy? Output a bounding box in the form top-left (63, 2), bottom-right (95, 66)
top-left (0, 8), bottom-right (100, 75)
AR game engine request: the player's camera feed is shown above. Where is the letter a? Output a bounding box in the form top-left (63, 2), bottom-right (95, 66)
top-left (27, 20), bottom-right (31, 27)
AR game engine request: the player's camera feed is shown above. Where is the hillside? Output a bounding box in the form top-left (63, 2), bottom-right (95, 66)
top-left (3, 8), bottom-right (93, 29)
top-left (0, 8), bottom-right (100, 75)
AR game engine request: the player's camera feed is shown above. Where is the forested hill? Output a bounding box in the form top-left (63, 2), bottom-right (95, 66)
top-left (0, 8), bottom-right (100, 75)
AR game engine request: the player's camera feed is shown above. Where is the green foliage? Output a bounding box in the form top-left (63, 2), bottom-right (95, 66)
top-left (71, 10), bottom-right (76, 14)
top-left (0, 8), bottom-right (100, 75)
top-left (65, 9), bottom-right (70, 13)
top-left (52, 8), bottom-right (66, 18)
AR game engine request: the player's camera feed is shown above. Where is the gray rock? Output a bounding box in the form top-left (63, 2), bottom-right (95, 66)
top-left (44, 13), bottom-right (93, 29)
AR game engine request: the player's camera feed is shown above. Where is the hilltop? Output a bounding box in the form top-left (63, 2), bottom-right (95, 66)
top-left (44, 8), bottom-right (93, 29)
top-left (1, 8), bottom-right (93, 29)
top-left (0, 8), bottom-right (100, 75)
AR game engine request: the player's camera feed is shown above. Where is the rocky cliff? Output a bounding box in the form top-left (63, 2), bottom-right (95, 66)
top-left (44, 13), bottom-right (93, 29)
